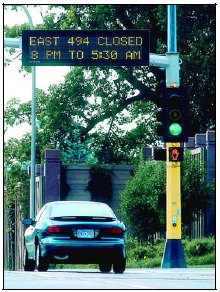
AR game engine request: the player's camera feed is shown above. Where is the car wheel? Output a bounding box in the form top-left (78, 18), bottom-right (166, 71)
top-left (35, 244), bottom-right (49, 272)
top-left (99, 262), bottom-right (112, 273)
top-left (23, 248), bottom-right (35, 271)
top-left (113, 255), bottom-right (126, 274)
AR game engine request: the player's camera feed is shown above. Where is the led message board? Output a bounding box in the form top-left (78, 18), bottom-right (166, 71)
top-left (22, 30), bottom-right (150, 66)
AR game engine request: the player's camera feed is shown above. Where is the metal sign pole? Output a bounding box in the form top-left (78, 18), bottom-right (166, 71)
top-left (161, 5), bottom-right (186, 268)
top-left (30, 65), bottom-right (36, 218)
top-left (22, 5), bottom-right (36, 218)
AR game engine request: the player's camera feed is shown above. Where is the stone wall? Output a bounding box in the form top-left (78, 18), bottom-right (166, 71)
top-left (61, 165), bottom-right (134, 217)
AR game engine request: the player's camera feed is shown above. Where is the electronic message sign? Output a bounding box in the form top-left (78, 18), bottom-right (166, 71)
top-left (22, 30), bottom-right (150, 66)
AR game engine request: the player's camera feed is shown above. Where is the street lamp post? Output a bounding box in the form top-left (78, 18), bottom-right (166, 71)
top-left (22, 5), bottom-right (36, 218)
top-left (21, 5), bottom-right (36, 219)
top-left (20, 6), bottom-right (36, 218)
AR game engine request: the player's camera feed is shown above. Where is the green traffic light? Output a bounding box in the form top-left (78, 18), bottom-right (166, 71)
top-left (169, 123), bottom-right (182, 136)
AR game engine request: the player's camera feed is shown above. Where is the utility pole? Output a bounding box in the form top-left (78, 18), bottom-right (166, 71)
top-left (161, 5), bottom-right (186, 268)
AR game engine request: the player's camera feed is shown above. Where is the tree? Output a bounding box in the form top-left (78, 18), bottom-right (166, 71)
top-left (4, 66), bottom-right (159, 165)
top-left (177, 5), bottom-right (216, 133)
top-left (181, 151), bottom-right (213, 230)
top-left (42, 4), bottom-right (216, 134)
top-left (4, 4), bottom-right (215, 166)
top-left (121, 160), bottom-right (166, 242)
top-left (4, 162), bottom-right (30, 270)
top-left (121, 153), bottom-right (212, 242)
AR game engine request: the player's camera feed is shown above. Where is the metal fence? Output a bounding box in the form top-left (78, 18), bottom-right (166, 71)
top-left (190, 147), bottom-right (206, 239)
top-left (4, 201), bottom-right (25, 271)
top-left (14, 202), bottom-right (25, 271)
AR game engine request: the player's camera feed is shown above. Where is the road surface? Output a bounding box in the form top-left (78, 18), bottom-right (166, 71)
top-left (4, 268), bottom-right (215, 289)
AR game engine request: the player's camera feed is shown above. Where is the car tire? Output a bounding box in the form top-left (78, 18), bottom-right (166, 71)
top-left (113, 255), bottom-right (126, 274)
top-left (99, 262), bottom-right (112, 273)
top-left (35, 244), bottom-right (49, 272)
top-left (24, 248), bottom-right (35, 271)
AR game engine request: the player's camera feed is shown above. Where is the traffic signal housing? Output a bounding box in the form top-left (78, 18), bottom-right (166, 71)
top-left (156, 87), bottom-right (188, 143)
top-left (166, 88), bottom-right (188, 142)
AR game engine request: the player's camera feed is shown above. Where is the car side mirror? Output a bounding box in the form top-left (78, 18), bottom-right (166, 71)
top-left (22, 218), bottom-right (35, 226)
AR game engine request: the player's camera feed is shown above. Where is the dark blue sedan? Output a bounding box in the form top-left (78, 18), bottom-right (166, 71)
top-left (22, 201), bottom-right (126, 273)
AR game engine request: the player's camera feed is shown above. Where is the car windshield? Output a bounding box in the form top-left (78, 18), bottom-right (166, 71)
top-left (49, 201), bottom-right (116, 219)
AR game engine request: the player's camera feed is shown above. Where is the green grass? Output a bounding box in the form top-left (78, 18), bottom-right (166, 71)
top-left (53, 236), bottom-right (215, 269)
top-left (126, 236), bottom-right (215, 268)
top-left (187, 264), bottom-right (215, 268)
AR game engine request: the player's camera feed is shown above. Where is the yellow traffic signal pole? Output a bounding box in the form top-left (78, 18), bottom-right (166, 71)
top-left (166, 142), bottom-right (181, 239)
top-left (161, 142), bottom-right (186, 268)
top-left (161, 5), bottom-right (186, 268)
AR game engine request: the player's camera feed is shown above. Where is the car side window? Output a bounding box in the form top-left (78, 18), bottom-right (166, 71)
top-left (35, 205), bottom-right (47, 222)
top-left (39, 206), bottom-right (48, 221)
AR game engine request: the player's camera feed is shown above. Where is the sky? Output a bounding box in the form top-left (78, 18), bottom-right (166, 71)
top-left (4, 59), bottom-right (70, 139)
top-left (4, 5), bottom-right (70, 140)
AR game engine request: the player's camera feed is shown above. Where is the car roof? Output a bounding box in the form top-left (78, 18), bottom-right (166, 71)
top-left (48, 201), bottom-right (108, 206)
top-left (46, 201), bottom-right (116, 218)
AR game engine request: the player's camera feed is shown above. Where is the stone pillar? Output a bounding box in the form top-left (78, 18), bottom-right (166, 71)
top-left (35, 164), bottom-right (44, 177)
top-left (142, 147), bottom-right (152, 160)
top-left (195, 133), bottom-right (206, 148)
top-left (44, 149), bottom-right (61, 204)
top-left (204, 131), bottom-right (215, 236)
top-left (206, 131), bottom-right (215, 183)
top-left (35, 164), bottom-right (44, 213)
top-left (184, 137), bottom-right (195, 150)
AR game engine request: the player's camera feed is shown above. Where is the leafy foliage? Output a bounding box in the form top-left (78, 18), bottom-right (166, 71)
top-left (5, 65), bottom-right (158, 165)
top-left (178, 5), bottom-right (216, 133)
top-left (181, 151), bottom-right (213, 226)
top-left (126, 236), bottom-right (215, 268)
top-left (121, 160), bottom-right (166, 241)
top-left (4, 5), bottom-right (215, 158)
top-left (4, 162), bottom-right (30, 241)
top-left (61, 129), bottom-right (97, 164)
top-left (184, 237), bottom-right (215, 257)
top-left (121, 153), bottom-right (212, 241)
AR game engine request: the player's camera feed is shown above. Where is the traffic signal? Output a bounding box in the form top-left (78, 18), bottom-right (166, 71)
top-left (156, 86), bottom-right (188, 143)
top-left (165, 88), bottom-right (188, 142)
